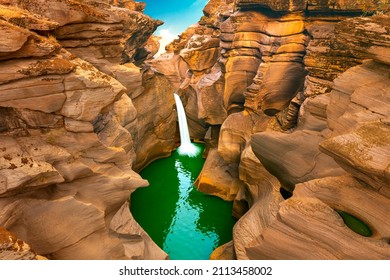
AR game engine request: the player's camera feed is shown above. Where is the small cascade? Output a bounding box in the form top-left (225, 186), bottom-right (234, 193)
top-left (174, 93), bottom-right (200, 157)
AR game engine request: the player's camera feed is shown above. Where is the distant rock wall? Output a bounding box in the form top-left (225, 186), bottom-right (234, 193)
top-left (0, 0), bottom-right (173, 259)
top-left (154, 0), bottom-right (390, 259)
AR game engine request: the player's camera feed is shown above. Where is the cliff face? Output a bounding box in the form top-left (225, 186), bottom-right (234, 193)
top-left (0, 0), bottom-right (173, 259)
top-left (152, 0), bottom-right (390, 259)
top-left (1, 0), bottom-right (389, 260)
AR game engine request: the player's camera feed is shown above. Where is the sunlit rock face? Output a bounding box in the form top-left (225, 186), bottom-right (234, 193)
top-left (244, 16), bottom-right (390, 259)
top-left (0, 227), bottom-right (46, 260)
top-left (1, 0), bottom-right (389, 261)
top-left (195, 148), bottom-right (244, 201)
top-left (154, 0), bottom-right (390, 259)
top-left (0, 1), bottom-right (169, 260)
top-left (132, 70), bottom-right (176, 171)
top-left (235, 0), bottom-right (385, 12)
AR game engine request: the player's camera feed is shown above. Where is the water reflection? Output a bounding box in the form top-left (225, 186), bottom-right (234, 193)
top-left (130, 144), bottom-right (236, 260)
top-left (163, 159), bottom-right (219, 259)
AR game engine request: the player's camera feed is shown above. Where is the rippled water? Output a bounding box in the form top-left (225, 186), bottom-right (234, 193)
top-left (130, 143), bottom-right (236, 260)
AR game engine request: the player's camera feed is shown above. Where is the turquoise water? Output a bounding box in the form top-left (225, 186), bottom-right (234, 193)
top-left (130, 143), bottom-right (236, 260)
top-left (336, 210), bottom-right (372, 237)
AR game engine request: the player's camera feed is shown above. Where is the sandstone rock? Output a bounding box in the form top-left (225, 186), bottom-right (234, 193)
top-left (112, 94), bottom-right (138, 133)
top-left (0, 136), bottom-right (65, 197)
top-left (244, 196), bottom-right (390, 259)
top-left (326, 60), bottom-right (389, 135)
top-left (233, 165), bottom-right (282, 259)
top-left (61, 58), bottom-right (126, 121)
top-left (320, 59), bottom-right (390, 196)
top-left (147, 53), bottom-right (189, 89)
top-left (238, 146), bottom-right (281, 206)
top-left (8, 0), bottom-right (150, 27)
top-left (64, 118), bottom-right (94, 133)
top-left (0, 4), bottom-right (59, 31)
top-left (14, 108), bottom-right (64, 129)
top-left (0, 56), bottom-right (74, 85)
top-left (195, 148), bottom-right (242, 201)
top-left (297, 93), bottom-right (329, 131)
top-left (295, 175), bottom-right (390, 240)
top-left (224, 56), bottom-right (260, 111)
top-left (197, 64), bottom-right (227, 125)
top-left (244, 175), bottom-right (390, 259)
top-left (202, 1), bottom-right (234, 29)
top-left (109, 201), bottom-right (168, 260)
top-left (0, 227), bottom-right (43, 260)
top-left (335, 15), bottom-right (390, 65)
top-left (0, 19), bottom-right (29, 53)
top-left (166, 24), bottom-right (217, 54)
top-left (0, 21), bottom-right (60, 61)
top-left (144, 35), bottom-right (160, 59)
top-left (260, 62), bottom-right (305, 115)
top-left (230, 11), bottom-right (305, 36)
top-left (235, 12), bottom-right (390, 260)
top-left (320, 122), bottom-right (390, 196)
top-left (304, 19), bottom-right (361, 98)
top-left (251, 129), bottom-right (345, 190)
top-left (13, 0), bottom-right (162, 93)
top-left (1, 0), bottom-right (389, 262)
top-left (218, 111), bottom-right (270, 164)
top-left (95, 113), bottom-right (136, 164)
top-left (0, 0), bottom-right (169, 260)
top-left (235, 0), bottom-right (307, 11)
top-left (132, 70), bottom-right (176, 171)
top-left (180, 35), bottom-right (220, 72)
top-left (209, 240), bottom-right (236, 260)
top-left (0, 196), bottom-right (105, 255)
top-left (235, 0), bottom-right (387, 12)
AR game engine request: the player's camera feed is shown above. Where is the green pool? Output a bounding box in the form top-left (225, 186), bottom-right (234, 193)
top-left (130, 143), bottom-right (236, 260)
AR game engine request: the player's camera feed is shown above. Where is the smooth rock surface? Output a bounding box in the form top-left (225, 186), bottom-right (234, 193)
top-left (0, 0), bottom-right (172, 260)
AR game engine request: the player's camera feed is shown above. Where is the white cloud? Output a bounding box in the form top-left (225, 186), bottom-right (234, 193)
top-left (155, 29), bottom-right (178, 57)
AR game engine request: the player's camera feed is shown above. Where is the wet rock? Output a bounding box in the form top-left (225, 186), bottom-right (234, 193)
top-left (195, 148), bottom-right (242, 201)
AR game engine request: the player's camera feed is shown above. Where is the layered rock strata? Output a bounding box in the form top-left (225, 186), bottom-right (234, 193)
top-left (154, 0), bottom-right (390, 259)
top-left (235, 10), bottom-right (390, 260)
top-left (1, 0), bottom-right (390, 261)
top-left (0, 1), bottom-right (172, 259)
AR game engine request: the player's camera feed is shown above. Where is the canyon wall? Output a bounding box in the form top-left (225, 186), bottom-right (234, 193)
top-left (153, 0), bottom-right (390, 259)
top-left (1, 0), bottom-right (389, 260)
top-left (0, 0), bottom-right (175, 259)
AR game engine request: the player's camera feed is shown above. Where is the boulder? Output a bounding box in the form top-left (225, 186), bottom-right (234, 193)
top-left (195, 148), bottom-right (242, 201)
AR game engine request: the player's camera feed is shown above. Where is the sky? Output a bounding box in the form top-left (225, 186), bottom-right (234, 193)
top-left (142, 0), bottom-right (209, 56)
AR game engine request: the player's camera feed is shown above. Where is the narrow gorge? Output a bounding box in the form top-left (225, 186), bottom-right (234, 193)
top-left (0, 0), bottom-right (389, 260)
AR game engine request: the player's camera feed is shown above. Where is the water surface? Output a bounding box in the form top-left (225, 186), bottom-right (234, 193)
top-left (130, 144), bottom-right (236, 260)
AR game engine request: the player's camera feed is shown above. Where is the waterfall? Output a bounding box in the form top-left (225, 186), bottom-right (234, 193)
top-left (174, 93), bottom-right (200, 157)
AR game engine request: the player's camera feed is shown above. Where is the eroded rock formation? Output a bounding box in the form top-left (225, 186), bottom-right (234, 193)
top-left (0, 227), bottom-right (47, 260)
top-left (1, 0), bottom-right (389, 260)
top-left (0, 0), bottom-right (173, 259)
top-left (153, 0), bottom-right (390, 259)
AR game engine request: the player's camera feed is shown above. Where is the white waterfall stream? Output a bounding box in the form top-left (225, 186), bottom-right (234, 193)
top-left (174, 93), bottom-right (200, 157)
